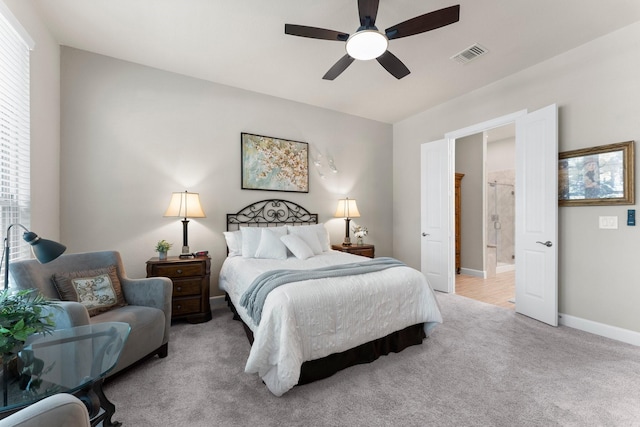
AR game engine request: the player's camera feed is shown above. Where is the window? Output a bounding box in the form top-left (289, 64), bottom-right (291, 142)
top-left (0, 2), bottom-right (34, 278)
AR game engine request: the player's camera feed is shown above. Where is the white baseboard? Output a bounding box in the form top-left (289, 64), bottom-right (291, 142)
top-left (496, 263), bottom-right (515, 274)
top-left (459, 268), bottom-right (484, 278)
top-left (210, 295), bottom-right (226, 307)
top-left (559, 313), bottom-right (640, 347)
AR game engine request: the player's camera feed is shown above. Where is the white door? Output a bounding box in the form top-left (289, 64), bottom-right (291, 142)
top-left (420, 106), bottom-right (558, 326)
top-left (515, 104), bottom-right (558, 326)
top-left (420, 139), bottom-right (452, 293)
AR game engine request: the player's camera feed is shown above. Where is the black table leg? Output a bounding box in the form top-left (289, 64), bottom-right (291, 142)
top-left (76, 379), bottom-right (121, 427)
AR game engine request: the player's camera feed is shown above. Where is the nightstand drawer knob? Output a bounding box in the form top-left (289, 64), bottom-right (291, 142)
top-left (176, 269), bottom-right (183, 274)
top-left (177, 286), bottom-right (182, 292)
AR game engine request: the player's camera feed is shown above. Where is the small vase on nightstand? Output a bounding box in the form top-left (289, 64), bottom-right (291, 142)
top-left (356, 237), bottom-right (363, 246)
top-left (158, 252), bottom-right (167, 261)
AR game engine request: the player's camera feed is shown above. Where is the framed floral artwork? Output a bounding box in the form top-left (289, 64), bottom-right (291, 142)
top-left (558, 141), bottom-right (634, 206)
top-left (241, 133), bottom-right (309, 193)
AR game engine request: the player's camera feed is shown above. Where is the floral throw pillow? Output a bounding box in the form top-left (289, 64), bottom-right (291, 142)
top-left (52, 266), bottom-right (127, 316)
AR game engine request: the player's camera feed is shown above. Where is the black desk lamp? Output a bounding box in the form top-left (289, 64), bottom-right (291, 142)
top-left (3, 224), bottom-right (66, 290)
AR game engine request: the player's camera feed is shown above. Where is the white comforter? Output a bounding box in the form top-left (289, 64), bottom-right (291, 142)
top-left (218, 251), bottom-right (442, 396)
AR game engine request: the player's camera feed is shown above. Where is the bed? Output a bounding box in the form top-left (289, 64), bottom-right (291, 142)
top-left (219, 199), bottom-right (442, 396)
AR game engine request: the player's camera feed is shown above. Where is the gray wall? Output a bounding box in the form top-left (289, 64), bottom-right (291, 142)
top-left (60, 47), bottom-right (393, 296)
top-left (455, 133), bottom-right (484, 272)
top-left (394, 21), bottom-right (640, 333)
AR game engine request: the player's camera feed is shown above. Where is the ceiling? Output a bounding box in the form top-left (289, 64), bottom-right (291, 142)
top-left (32, 0), bottom-right (640, 124)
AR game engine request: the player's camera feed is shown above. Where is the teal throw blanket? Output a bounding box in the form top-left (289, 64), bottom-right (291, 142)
top-left (240, 257), bottom-right (406, 325)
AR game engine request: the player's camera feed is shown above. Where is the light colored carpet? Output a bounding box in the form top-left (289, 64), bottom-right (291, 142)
top-left (104, 294), bottom-right (640, 426)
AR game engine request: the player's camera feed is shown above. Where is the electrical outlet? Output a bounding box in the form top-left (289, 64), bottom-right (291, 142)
top-left (599, 216), bottom-right (618, 229)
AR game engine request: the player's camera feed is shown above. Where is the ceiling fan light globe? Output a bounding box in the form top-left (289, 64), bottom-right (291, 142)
top-left (346, 30), bottom-right (388, 60)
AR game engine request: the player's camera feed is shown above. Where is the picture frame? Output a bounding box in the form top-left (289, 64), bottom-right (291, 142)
top-left (241, 133), bottom-right (309, 193)
top-left (558, 141), bottom-right (634, 206)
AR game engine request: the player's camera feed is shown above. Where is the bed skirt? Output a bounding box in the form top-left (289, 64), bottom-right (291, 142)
top-left (224, 294), bottom-right (426, 386)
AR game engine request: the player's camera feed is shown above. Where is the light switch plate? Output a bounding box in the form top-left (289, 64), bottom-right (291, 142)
top-left (599, 216), bottom-right (618, 229)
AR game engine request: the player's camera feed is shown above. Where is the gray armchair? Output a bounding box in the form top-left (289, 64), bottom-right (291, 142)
top-left (0, 394), bottom-right (90, 427)
top-left (9, 251), bottom-right (172, 376)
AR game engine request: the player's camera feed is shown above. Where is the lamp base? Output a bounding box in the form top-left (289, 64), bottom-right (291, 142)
top-left (342, 237), bottom-right (352, 246)
top-left (179, 245), bottom-right (193, 259)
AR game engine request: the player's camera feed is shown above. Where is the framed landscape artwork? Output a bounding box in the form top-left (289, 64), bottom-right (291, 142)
top-left (558, 141), bottom-right (634, 206)
top-left (241, 133), bottom-right (309, 193)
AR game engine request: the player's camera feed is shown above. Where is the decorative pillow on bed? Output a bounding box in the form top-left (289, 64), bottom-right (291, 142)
top-left (223, 230), bottom-right (242, 257)
top-left (311, 223), bottom-right (331, 252)
top-left (242, 226), bottom-right (287, 258)
top-left (286, 225), bottom-right (323, 255)
top-left (52, 266), bottom-right (127, 317)
top-left (280, 234), bottom-right (314, 260)
top-left (255, 228), bottom-right (288, 260)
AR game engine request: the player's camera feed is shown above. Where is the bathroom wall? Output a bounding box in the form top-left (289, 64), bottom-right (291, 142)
top-left (486, 136), bottom-right (516, 267)
top-left (486, 170), bottom-right (515, 265)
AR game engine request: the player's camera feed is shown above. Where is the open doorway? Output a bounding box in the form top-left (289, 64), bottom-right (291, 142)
top-left (421, 105), bottom-right (558, 325)
top-left (455, 124), bottom-right (516, 309)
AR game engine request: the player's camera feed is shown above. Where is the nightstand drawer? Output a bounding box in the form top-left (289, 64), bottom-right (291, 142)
top-left (172, 297), bottom-right (201, 316)
top-left (349, 247), bottom-right (374, 258)
top-left (172, 279), bottom-right (202, 297)
top-left (146, 256), bottom-right (212, 323)
top-left (331, 244), bottom-right (375, 258)
top-left (153, 263), bottom-right (204, 277)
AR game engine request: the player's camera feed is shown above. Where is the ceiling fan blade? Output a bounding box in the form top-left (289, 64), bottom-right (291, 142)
top-left (358, 0), bottom-right (379, 27)
top-left (376, 51), bottom-right (410, 79)
top-left (323, 54), bottom-right (356, 80)
top-left (285, 24), bottom-right (349, 41)
top-left (385, 5), bottom-right (460, 40)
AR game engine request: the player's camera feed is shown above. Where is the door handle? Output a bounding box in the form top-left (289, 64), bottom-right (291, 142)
top-left (422, 232), bottom-right (429, 237)
top-left (536, 240), bottom-right (553, 247)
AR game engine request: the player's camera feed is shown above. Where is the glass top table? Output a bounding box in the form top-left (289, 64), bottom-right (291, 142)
top-left (0, 322), bottom-right (130, 426)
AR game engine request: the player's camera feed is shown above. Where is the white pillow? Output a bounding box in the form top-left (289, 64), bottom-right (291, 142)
top-left (223, 230), bottom-right (242, 257)
top-left (255, 228), bottom-right (288, 260)
top-left (311, 223), bottom-right (330, 252)
top-left (287, 225), bottom-right (323, 255)
top-left (241, 226), bottom-right (286, 258)
top-left (240, 227), bottom-right (262, 258)
top-left (280, 234), bottom-right (314, 260)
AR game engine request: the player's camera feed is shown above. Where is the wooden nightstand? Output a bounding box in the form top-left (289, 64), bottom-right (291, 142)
top-left (146, 255), bottom-right (212, 324)
top-left (331, 244), bottom-right (375, 258)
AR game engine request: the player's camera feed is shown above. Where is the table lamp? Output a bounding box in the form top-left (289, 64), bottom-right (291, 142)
top-left (164, 191), bottom-right (206, 258)
top-left (334, 197), bottom-right (360, 246)
top-left (3, 224), bottom-right (66, 290)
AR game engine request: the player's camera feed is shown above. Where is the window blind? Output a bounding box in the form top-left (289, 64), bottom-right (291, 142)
top-left (0, 3), bottom-right (32, 278)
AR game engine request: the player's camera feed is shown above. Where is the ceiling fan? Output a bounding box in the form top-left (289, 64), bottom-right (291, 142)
top-left (284, 0), bottom-right (460, 80)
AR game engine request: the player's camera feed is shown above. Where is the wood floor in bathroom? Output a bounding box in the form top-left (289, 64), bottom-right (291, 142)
top-left (455, 270), bottom-right (515, 310)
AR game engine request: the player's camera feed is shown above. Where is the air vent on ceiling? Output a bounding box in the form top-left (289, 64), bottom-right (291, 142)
top-left (451, 43), bottom-right (488, 64)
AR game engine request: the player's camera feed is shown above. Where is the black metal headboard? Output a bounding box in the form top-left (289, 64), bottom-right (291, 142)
top-left (227, 199), bottom-right (318, 231)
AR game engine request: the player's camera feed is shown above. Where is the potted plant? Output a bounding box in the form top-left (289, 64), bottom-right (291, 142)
top-left (351, 223), bottom-right (368, 245)
top-left (0, 289), bottom-right (58, 388)
top-left (0, 289), bottom-right (58, 357)
top-left (155, 240), bottom-right (172, 260)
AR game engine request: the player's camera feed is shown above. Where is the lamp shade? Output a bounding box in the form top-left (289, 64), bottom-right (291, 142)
top-left (22, 231), bottom-right (67, 264)
top-left (3, 224), bottom-right (66, 291)
top-left (334, 198), bottom-right (361, 219)
top-left (164, 191), bottom-right (206, 219)
top-left (346, 30), bottom-right (388, 61)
